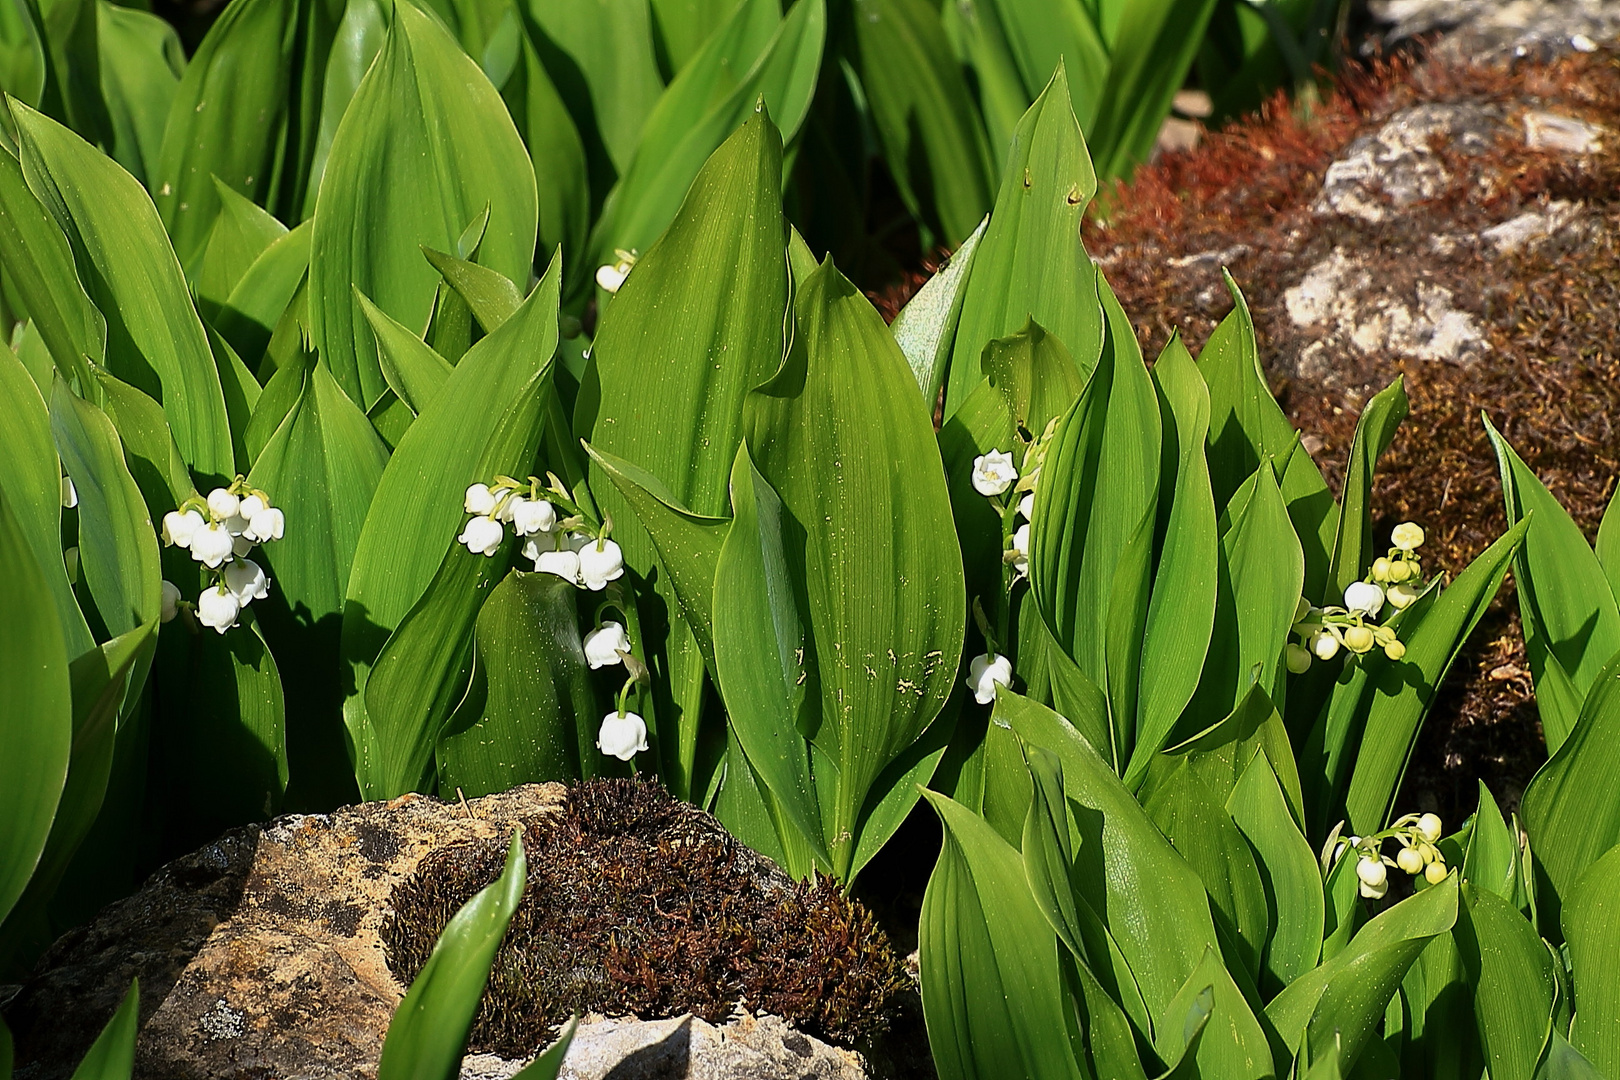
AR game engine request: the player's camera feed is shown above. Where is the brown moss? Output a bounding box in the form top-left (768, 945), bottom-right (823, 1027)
top-left (382, 778), bottom-right (907, 1057)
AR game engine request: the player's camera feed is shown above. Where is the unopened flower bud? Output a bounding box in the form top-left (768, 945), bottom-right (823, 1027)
top-left (597, 710), bottom-right (648, 760)
top-left (1371, 556), bottom-right (1391, 582)
top-left (1424, 861), bottom-right (1448, 885)
top-left (1386, 582), bottom-right (1419, 611)
top-left (162, 509), bottom-right (206, 548)
top-left (464, 483), bottom-right (497, 516)
top-left (1383, 639), bottom-right (1406, 661)
top-left (1356, 855), bottom-right (1388, 889)
top-left (596, 263), bottom-right (629, 294)
top-left (579, 538), bottom-right (625, 591)
top-left (1310, 630), bottom-right (1340, 660)
top-left (160, 580), bottom-right (180, 623)
top-left (971, 450), bottom-right (1017, 497)
top-left (196, 583), bottom-right (240, 633)
top-left (206, 488), bottom-right (240, 520)
top-left (1343, 625), bottom-right (1375, 653)
top-left (1018, 493), bottom-right (1034, 520)
top-left (583, 622), bottom-right (632, 669)
top-left (1391, 522), bottom-right (1425, 551)
top-left (967, 653), bottom-right (1013, 704)
top-left (458, 515), bottom-right (504, 556)
top-left (1344, 581), bottom-right (1384, 617)
top-left (1293, 597), bottom-right (1313, 624)
top-left (61, 476), bottom-right (77, 509)
top-left (1396, 846), bottom-right (1424, 875)
top-left (1417, 813), bottom-right (1442, 844)
top-left (1285, 643), bottom-right (1312, 674)
top-left (1360, 877), bottom-right (1390, 900)
top-left (1387, 559), bottom-right (1412, 583)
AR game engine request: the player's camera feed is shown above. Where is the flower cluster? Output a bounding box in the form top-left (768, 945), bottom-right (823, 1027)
top-left (457, 474), bottom-right (625, 591)
top-left (1285, 522), bottom-right (1427, 672)
top-left (970, 447), bottom-right (1037, 582)
top-left (1333, 812), bottom-right (1448, 898)
top-left (159, 480), bottom-right (284, 633)
top-left (594, 248), bottom-right (638, 294)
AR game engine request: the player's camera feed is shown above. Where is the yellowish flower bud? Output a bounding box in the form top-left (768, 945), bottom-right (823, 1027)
top-left (1383, 640), bottom-right (1407, 661)
top-left (1371, 556), bottom-right (1392, 582)
top-left (1387, 559), bottom-right (1412, 583)
top-left (1285, 643), bottom-right (1312, 674)
top-left (1417, 813), bottom-right (1442, 844)
top-left (1396, 846), bottom-right (1424, 875)
top-left (1392, 522), bottom-right (1425, 551)
top-left (1343, 624), bottom-right (1375, 653)
top-left (1424, 861), bottom-right (1448, 885)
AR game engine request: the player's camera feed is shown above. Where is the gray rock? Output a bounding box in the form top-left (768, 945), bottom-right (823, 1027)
top-left (1313, 103), bottom-right (1506, 223)
top-left (3, 786), bottom-right (870, 1080)
top-left (1369, 0), bottom-right (1620, 65)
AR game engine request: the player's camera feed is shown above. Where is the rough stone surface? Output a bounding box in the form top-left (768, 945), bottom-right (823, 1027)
top-left (3, 786), bottom-right (868, 1080)
top-left (1370, 0), bottom-right (1620, 64)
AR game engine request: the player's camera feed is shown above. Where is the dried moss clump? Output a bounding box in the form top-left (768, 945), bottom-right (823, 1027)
top-left (382, 778), bottom-right (908, 1057)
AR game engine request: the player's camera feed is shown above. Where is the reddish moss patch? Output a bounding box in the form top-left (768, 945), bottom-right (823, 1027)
top-left (382, 779), bottom-right (906, 1057)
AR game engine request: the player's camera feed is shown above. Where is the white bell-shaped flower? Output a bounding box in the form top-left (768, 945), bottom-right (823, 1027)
top-left (190, 522), bottom-right (236, 568)
top-left (967, 653), bottom-right (1013, 704)
top-left (224, 558), bottom-right (270, 606)
top-left (239, 494), bottom-right (267, 520)
top-left (579, 538), bottom-right (625, 591)
top-left (223, 512), bottom-right (251, 537)
top-left (458, 515), bottom-right (504, 556)
top-left (206, 488), bottom-right (240, 520)
top-left (464, 483), bottom-right (497, 516)
top-left (1416, 813), bottom-right (1442, 844)
top-left (595, 262), bottom-right (629, 294)
top-left (508, 496), bottom-right (556, 537)
top-left (583, 622), bottom-right (632, 669)
top-left (971, 450), bottom-right (1017, 496)
top-left (1310, 630), bottom-right (1340, 660)
top-left (1010, 523), bottom-right (1031, 578)
top-left (1355, 855), bottom-right (1387, 889)
top-left (535, 548), bottom-right (582, 584)
top-left (1391, 522), bottom-right (1425, 551)
top-left (247, 506), bottom-right (285, 543)
top-left (162, 509), bottom-right (205, 549)
top-left (1359, 876), bottom-right (1389, 900)
top-left (233, 535), bottom-right (255, 558)
top-left (61, 476), bottom-right (77, 509)
top-left (1018, 493), bottom-right (1034, 520)
top-left (196, 583), bottom-right (241, 633)
top-left (597, 710), bottom-right (648, 760)
top-left (160, 580), bottom-right (181, 623)
top-left (1344, 580), bottom-right (1384, 617)
top-left (522, 530), bottom-right (557, 563)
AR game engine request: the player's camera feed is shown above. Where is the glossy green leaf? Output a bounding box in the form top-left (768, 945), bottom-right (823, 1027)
top-left (309, 0), bottom-right (538, 408)
top-left (1486, 417), bottom-right (1620, 753)
top-left (1268, 873), bottom-right (1458, 1074)
top-left (528, 0), bottom-right (664, 176)
top-left (14, 101), bottom-right (234, 478)
top-left (421, 247), bottom-right (524, 333)
top-left (0, 143), bottom-right (104, 393)
top-left (0, 348), bottom-right (91, 658)
top-left (1228, 749), bottom-right (1323, 989)
top-left (1539, 1031), bottom-right (1607, 1080)
top-left (981, 318), bottom-right (1085, 442)
top-left (1155, 945), bottom-right (1274, 1080)
top-left (1458, 883), bottom-right (1555, 1080)
top-left (919, 788), bottom-right (1087, 1080)
top-left (1596, 480), bottom-right (1620, 603)
top-left (377, 830), bottom-right (527, 1080)
top-left (344, 256), bottom-right (560, 797)
top-left (67, 979), bottom-right (137, 1080)
top-left (941, 0), bottom-right (1030, 156)
top-left (1199, 272), bottom-right (1335, 599)
top-left (213, 220), bottom-right (311, 371)
top-left (150, 0), bottom-right (336, 266)
top-left (946, 64), bottom-right (1100, 417)
top-left (95, 371), bottom-right (195, 518)
top-left (0, 486), bottom-right (71, 928)
top-left (936, 376), bottom-right (1013, 618)
top-left (1462, 781), bottom-right (1524, 906)
top-left (50, 379), bottom-right (161, 637)
top-left (301, 0), bottom-right (387, 222)
top-left (849, 0), bottom-right (994, 245)
top-left (1564, 844), bottom-right (1620, 1075)
top-left (195, 178), bottom-right (289, 321)
top-left (508, 35), bottom-right (587, 270)
top-left (742, 257), bottom-right (964, 878)
top-left (94, 3), bottom-right (183, 189)
top-left (891, 216), bottom-right (986, 405)
top-left (1123, 333), bottom-right (1217, 788)
top-left (1343, 517), bottom-right (1527, 834)
top-left (587, 1), bottom-right (824, 270)
top-left (1327, 377), bottom-right (1407, 601)
top-left (509, 1018), bottom-right (578, 1080)
top-left (1522, 651), bottom-right (1620, 908)
top-left (438, 571), bottom-right (599, 796)
top-left (359, 289), bottom-right (453, 417)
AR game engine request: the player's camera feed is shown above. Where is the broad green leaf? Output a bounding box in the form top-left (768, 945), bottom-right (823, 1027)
top-left (0, 487), bottom-right (71, 928)
top-left (213, 219), bottom-right (311, 370)
top-left (0, 144), bottom-right (104, 393)
top-left (1486, 417), bottom-right (1620, 754)
top-left (1522, 651), bottom-right (1620, 908)
top-left (946, 64), bottom-right (1100, 417)
top-left (1268, 874), bottom-right (1458, 1074)
top-left (941, 0), bottom-right (1030, 156)
top-left (13, 102), bottom-right (234, 478)
top-left (919, 788), bottom-right (1087, 1080)
top-left (205, 324), bottom-right (261, 472)
top-left (438, 572), bottom-right (599, 796)
top-left (377, 831), bottom-right (527, 1080)
top-left (309, 0), bottom-right (538, 408)
top-left (648, 0), bottom-right (735, 71)
top-left (343, 256), bottom-right (560, 798)
top-left (847, 703), bottom-right (956, 879)
top-left (28, 0), bottom-right (110, 149)
top-left (1596, 480), bottom-right (1620, 603)
top-left (1462, 781), bottom-right (1523, 906)
top-left (1564, 844), bottom-right (1620, 1075)
top-left (587, 1), bottom-right (824, 270)
top-left (1143, 679), bottom-right (1305, 824)
top-left (995, 689), bottom-right (1220, 1024)
top-left (528, 0), bottom-right (665, 176)
top-left (891, 216), bottom-right (986, 405)
top-left (0, 349), bottom-right (91, 658)
top-left (1326, 377), bottom-right (1408, 600)
top-left (1399, 922), bottom-right (1482, 1080)
top-left (980, 0), bottom-right (1106, 129)
top-left (743, 257), bottom-right (965, 878)
top-left (1458, 884), bottom-right (1555, 1080)
top-left (1199, 272), bottom-right (1335, 599)
top-left (1228, 749), bottom-right (1323, 989)
top-left (1029, 278), bottom-right (1159, 735)
top-left (359, 289), bottom-right (453, 416)
top-left (579, 108), bottom-right (786, 550)
top-left (1539, 1031), bottom-right (1607, 1080)
top-left (152, 615), bottom-right (287, 848)
top-left (1124, 334), bottom-right (1217, 788)
top-left (1343, 518), bottom-right (1527, 834)
top-left (195, 178), bottom-right (289, 320)
top-left (936, 376), bottom-right (1014, 620)
top-left (50, 379), bottom-right (161, 637)
top-left (301, 0), bottom-right (387, 221)
top-left (981, 318), bottom-right (1085, 442)
top-left (95, 3), bottom-right (183, 188)
top-left (96, 372), bottom-right (194, 519)
top-left (150, 0), bottom-right (336, 266)
top-left (849, 0), bottom-right (994, 244)
top-left (1155, 945), bottom-right (1274, 1080)
top-left (508, 36), bottom-right (588, 269)
top-left (67, 979), bottom-right (137, 1080)
top-left (712, 445), bottom-right (829, 875)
